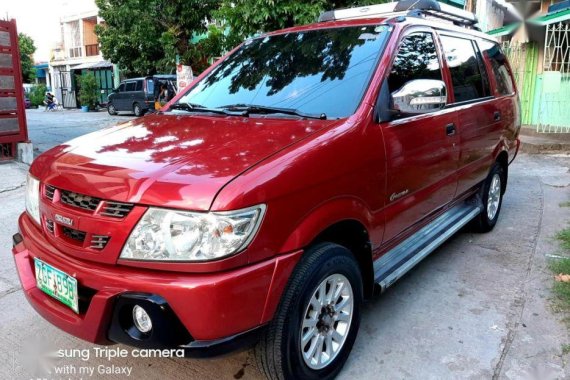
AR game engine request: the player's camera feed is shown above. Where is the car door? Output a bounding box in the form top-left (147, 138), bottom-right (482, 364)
top-left (113, 83), bottom-right (126, 110)
top-left (123, 81), bottom-right (137, 111)
top-left (133, 79), bottom-right (146, 108)
top-left (381, 28), bottom-right (460, 243)
top-left (438, 33), bottom-right (499, 196)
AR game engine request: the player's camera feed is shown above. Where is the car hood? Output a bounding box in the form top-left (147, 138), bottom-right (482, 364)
top-left (31, 114), bottom-right (338, 211)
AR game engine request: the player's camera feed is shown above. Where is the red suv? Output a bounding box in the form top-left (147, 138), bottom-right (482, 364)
top-left (13, 1), bottom-right (520, 379)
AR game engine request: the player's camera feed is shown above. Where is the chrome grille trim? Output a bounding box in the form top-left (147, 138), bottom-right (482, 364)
top-left (46, 219), bottom-right (55, 234)
top-left (90, 235), bottom-right (110, 250)
top-left (45, 185), bottom-right (56, 201)
top-left (101, 201), bottom-right (134, 218)
top-left (60, 190), bottom-right (101, 212)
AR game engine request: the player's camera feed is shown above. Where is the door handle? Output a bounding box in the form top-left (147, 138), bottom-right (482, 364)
top-left (446, 123), bottom-right (456, 136)
top-left (494, 111), bottom-right (501, 121)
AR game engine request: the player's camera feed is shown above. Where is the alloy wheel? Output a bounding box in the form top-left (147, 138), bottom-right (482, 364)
top-left (487, 173), bottom-right (501, 220)
top-left (300, 273), bottom-right (354, 370)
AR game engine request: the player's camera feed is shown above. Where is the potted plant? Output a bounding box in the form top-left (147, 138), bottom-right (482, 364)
top-left (77, 72), bottom-right (99, 111)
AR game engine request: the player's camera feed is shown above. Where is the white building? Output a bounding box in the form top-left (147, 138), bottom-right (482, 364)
top-left (49, 1), bottom-right (115, 108)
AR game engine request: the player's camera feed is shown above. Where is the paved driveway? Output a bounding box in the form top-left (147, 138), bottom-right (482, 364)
top-left (1, 111), bottom-right (569, 379)
top-left (25, 108), bottom-right (135, 155)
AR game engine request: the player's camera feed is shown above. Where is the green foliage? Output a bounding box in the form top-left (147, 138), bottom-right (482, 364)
top-left (77, 73), bottom-right (100, 109)
top-left (29, 84), bottom-right (47, 107)
top-left (18, 33), bottom-right (36, 83)
top-left (557, 228), bottom-right (570, 251)
top-left (216, 0), bottom-right (392, 40)
top-left (95, 0), bottom-right (219, 76)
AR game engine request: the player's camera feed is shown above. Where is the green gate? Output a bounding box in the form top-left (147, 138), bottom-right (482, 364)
top-left (503, 41), bottom-right (538, 126)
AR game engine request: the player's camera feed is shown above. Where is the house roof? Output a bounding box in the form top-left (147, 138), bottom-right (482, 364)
top-left (528, 8), bottom-right (570, 26)
top-left (487, 22), bottom-right (521, 36)
top-left (72, 60), bottom-right (113, 70)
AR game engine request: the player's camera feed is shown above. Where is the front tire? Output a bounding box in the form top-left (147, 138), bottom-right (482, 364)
top-left (472, 162), bottom-right (505, 232)
top-left (255, 243), bottom-right (363, 380)
top-left (107, 103), bottom-right (117, 115)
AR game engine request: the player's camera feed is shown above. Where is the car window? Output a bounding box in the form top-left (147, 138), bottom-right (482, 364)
top-left (135, 80), bottom-right (143, 91)
top-left (478, 40), bottom-right (515, 96)
top-left (440, 35), bottom-right (490, 103)
top-left (178, 25), bottom-right (391, 119)
top-left (387, 32), bottom-right (445, 116)
top-left (117, 83), bottom-right (125, 92)
top-left (146, 79), bottom-right (154, 95)
top-left (126, 82), bottom-right (136, 91)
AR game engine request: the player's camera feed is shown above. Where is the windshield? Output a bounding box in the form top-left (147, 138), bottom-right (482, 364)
top-left (177, 25), bottom-right (390, 119)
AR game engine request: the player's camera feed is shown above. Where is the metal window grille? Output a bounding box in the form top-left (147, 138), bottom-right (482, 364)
top-left (539, 22), bottom-right (570, 133)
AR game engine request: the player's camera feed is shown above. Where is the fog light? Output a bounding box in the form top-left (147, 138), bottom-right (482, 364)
top-left (132, 305), bottom-right (152, 333)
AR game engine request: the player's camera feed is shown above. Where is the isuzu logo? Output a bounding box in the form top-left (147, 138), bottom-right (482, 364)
top-left (54, 214), bottom-right (74, 227)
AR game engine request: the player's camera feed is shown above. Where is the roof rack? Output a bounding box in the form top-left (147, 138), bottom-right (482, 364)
top-left (319, 0), bottom-right (479, 29)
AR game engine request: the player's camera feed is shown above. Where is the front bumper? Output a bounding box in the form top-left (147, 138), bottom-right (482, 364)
top-left (13, 213), bottom-right (301, 354)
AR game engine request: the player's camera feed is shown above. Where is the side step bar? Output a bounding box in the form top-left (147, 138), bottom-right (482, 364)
top-left (374, 202), bottom-right (481, 292)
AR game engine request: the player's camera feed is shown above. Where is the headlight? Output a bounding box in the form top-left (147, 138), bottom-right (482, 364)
top-left (120, 205), bottom-right (266, 262)
top-left (25, 174), bottom-right (41, 226)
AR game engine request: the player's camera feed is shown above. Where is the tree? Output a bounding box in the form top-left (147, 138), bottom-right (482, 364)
top-left (95, 0), bottom-right (219, 76)
top-left (216, 0), bottom-right (392, 40)
top-left (29, 84), bottom-right (47, 107)
top-left (77, 73), bottom-right (100, 109)
top-left (18, 33), bottom-right (36, 83)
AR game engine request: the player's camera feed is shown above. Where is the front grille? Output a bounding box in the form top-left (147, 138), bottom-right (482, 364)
top-left (90, 235), bottom-right (110, 250)
top-left (61, 190), bottom-right (101, 212)
top-left (101, 201), bottom-right (134, 218)
top-left (45, 185), bottom-right (56, 201)
top-left (46, 219), bottom-right (55, 234)
top-left (61, 226), bottom-right (86, 243)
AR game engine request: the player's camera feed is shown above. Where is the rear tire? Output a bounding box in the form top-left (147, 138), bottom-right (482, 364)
top-left (133, 102), bottom-right (143, 117)
top-left (255, 243), bottom-right (363, 380)
top-left (472, 162), bottom-right (505, 233)
top-left (107, 103), bottom-right (117, 115)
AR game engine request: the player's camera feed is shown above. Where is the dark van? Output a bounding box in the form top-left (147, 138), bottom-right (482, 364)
top-left (107, 75), bottom-right (177, 116)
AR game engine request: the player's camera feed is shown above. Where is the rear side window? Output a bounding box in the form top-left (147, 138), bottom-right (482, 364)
top-left (135, 80), bottom-right (143, 91)
top-left (125, 82), bottom-right (136, 91)
top-left (146, 79), bottom-right (154, 95)
top-left (479, 40), bottom-right (515, 96)
top-left (440, 35), bottom-right (490, 103)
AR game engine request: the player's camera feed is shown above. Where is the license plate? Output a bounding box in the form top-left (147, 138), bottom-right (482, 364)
top-left (34, 258), bottom-right (79, 314)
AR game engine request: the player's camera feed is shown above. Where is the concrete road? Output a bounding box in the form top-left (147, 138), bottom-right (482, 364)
top-left (0, 145), bottom-right (569, 378)
top-left (25, 108), bottom-right (135, 155)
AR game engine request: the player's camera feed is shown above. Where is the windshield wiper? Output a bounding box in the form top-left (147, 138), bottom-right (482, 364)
top-left (169, 102), bottom-right (231, 116)
top-left (220, 104), bottom-right (327, 120)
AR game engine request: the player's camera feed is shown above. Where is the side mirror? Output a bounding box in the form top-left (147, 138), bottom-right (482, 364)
top-left (391, 79), bottom-right (447, 117)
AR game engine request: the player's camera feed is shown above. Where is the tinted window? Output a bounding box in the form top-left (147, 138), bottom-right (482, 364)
top-left (479, 40), bottom-right (515, 96)
top-left (440, 35), bottom-right (490, 103)
top-left (126, 82), bottom-right (136, 91)
top-left (135, 80), bottom-right (143, 91)
top-left (388, 32), bottom-right (443, 94)
top-left (178, 25), bottom-right (390, 119)
top-left (388, 32), bottom-right (444, 116)
top-left (117, 83), bottom-right (125, 92)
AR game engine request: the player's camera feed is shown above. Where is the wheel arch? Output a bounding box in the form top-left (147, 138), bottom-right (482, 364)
top-left (310, 219), bottom-right (375, 299)
top-left (278, 198), bottom-right (376, 299)
top-left (496, 150), bottom-right (509, 194)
